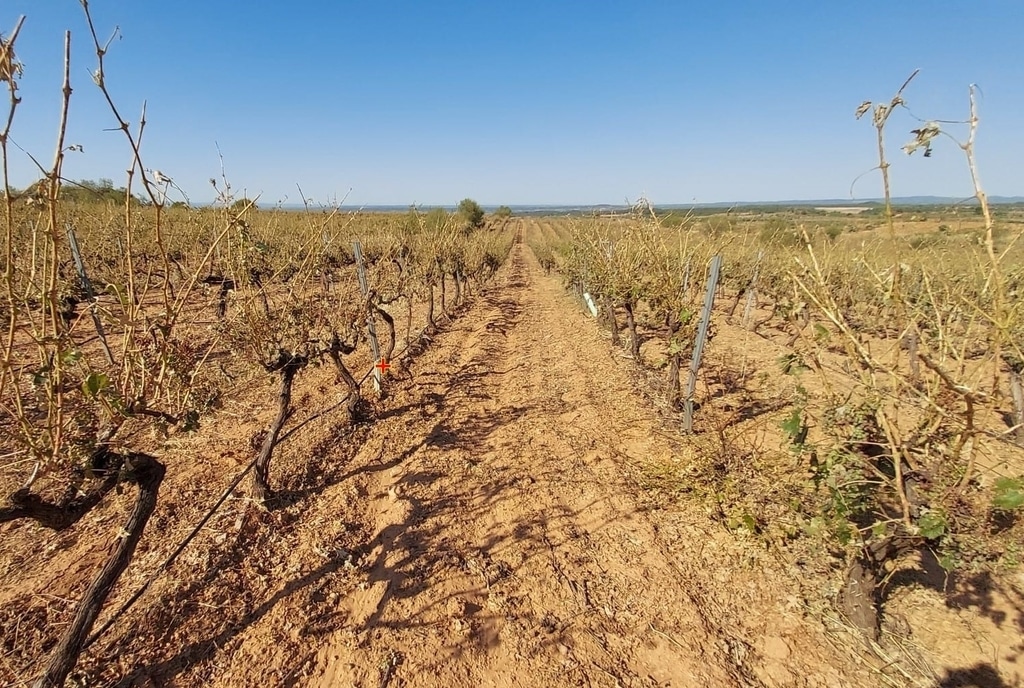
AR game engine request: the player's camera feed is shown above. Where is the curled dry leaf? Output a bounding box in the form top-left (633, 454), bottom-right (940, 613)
top-left (872, 103), bottom-right (890, 127)
top-left (903, 121), bottom-right (941, 157)
top-left (0, 36), bottom-right (23, 84)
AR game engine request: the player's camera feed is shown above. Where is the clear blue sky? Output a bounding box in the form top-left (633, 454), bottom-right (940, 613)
top-left (3, 1), bottom-right (1022, 206)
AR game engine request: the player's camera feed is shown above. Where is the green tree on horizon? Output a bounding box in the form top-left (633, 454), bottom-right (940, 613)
top-left (457, 198), bottom-right (485, 229)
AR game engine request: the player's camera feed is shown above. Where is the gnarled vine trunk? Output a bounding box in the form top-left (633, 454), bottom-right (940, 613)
top-left (439, 272), bottom-right (448, 318)
top-left (329, 335), bottom-right (360, 420)
top-left (374, 303), bottom-right (396, 363)
top-left (252, 353), bottom-right (306, 505)
top-left (727, 285), bottom-right (746, 320)
top-left (427, 283), bottom-right (437, 332)
top-left (751, 302), bottom-right (778, 335)
top-left (839, 535), bottom-right (920, 640)
top-left (603, 300), bottom-right (620, 346)
top-left (34, 454), bottom-right (165, 688)
top-left (623, 300), bottom-right (641, 359)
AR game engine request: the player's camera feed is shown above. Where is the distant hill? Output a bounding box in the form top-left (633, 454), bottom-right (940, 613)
top-left (243, 197), bottom-right (1024, 215)
top-left (497, 197), bottom-right (1024, 216)
top-left (657, 196), bottom-right (1024, 209)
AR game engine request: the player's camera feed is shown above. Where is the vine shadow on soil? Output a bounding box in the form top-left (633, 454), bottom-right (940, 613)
top-left (340, 444), bottom-right (610, 674)
top-left (883, 551), bottom-right (1024, 636)
top-left (937, 662), bottom-right (1014, 688)
top-left (111, 394), bottom-right (560, 685)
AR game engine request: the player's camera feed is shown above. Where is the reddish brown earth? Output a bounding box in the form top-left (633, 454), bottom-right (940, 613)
top-left (2, 236), bottom-right (1021, 687)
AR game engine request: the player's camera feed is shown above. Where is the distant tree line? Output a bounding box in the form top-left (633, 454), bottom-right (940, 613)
top-left (3, 178), bottom-right (148, 205)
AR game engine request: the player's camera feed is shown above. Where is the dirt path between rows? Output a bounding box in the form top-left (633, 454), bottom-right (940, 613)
top-left (305, 240), bottom-right (748, 688)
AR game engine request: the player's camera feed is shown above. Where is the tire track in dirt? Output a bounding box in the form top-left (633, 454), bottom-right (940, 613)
top-left (307, 241), bottom-right (748, 687)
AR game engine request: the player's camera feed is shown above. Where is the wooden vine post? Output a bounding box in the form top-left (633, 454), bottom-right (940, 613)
top-left (353, 241), bottom-right (383, 395)
top-left (683, 255), bottom-right (722, 433)
top-left (67, 225), bottom-right (114, 365)
top-left (742, 250), bottom-right (764, 330)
